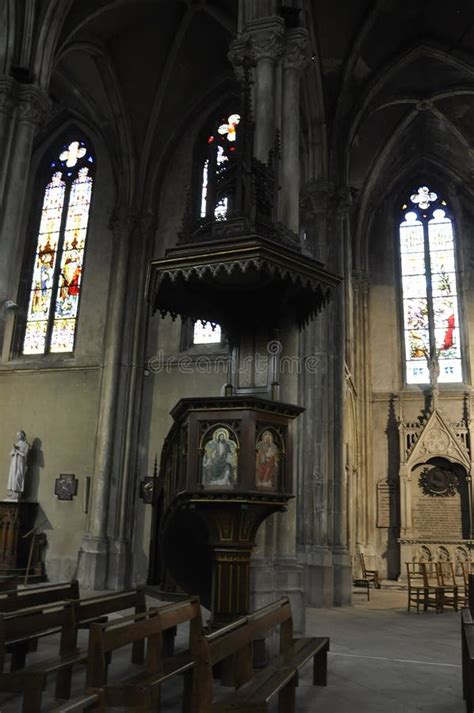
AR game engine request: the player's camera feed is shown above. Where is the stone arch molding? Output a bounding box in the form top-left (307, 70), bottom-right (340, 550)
top-left (403, 409), bottom-right (470, 472)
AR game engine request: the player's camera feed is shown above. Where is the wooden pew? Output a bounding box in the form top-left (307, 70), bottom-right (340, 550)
top-left (0, 576), bottom-right (19, 592)
top-left (461, 574), bottom-right (474, 711)
top-left (85, 598), bottom-right (200, 711)
top-left (0, 601), bottom-right (80, 713)
top-left (0, 590), bottom-right (148, 711)
top-left (4, 588), bottom-right (147, 672)
top-left (0, 580), bottom-right (80, 613)
top-left (116, 597), bottom-right (329, 713)
top-left (49, 690), bottom-right (105, 712)
top-left (195, 597), bottom-right (329, 713)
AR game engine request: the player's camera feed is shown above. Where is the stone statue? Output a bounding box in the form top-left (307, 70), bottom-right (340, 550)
top-left (7, 431), bottom-right (30, 501)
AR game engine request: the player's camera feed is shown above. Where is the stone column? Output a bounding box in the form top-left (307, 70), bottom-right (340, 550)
top-left (108, 212), bottom-right (155, 589)
top-left (352, 271), bottom-right (371, 548)
top-left (0, 83), bottom-right (50, 355)
top-left (0, 76), bottom-right (16, 208)
top-left (281, 28), bottom-right (309, 234)
top-left (249, 18), bottom-right (284, 162)
top-left (331, 188), bottom-right (352, 605)
top-left (79, 211), bottom-right (135, 589)
top-left (297, 181), bottom-right (334, 605)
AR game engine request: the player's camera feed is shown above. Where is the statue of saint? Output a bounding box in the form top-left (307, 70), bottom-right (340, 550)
top-left (7, 431), bottom-right (30, 501)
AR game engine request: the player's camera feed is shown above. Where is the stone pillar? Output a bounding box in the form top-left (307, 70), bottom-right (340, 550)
top-left (79, 212), bottom-right (135, 589)
top-left (331, 188), bottom-right (352, 605)
top-left (249, 18), bottom-right (284, 162)
top-left (0, 76), bottom-right (16, 208)
top-left (0, 82), bottom-right (50, 355)
top-left (108, 212), bottom-right (155, 589)
top-left (353, 271), bottom-right (371, 549)
top-left (296, 181), bottom-right (334, 605)
top-left (281, 28), bottom-right (309, 234)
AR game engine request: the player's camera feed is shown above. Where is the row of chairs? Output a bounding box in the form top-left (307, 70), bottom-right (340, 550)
top-left (406, 561), bottom-right (470, 613)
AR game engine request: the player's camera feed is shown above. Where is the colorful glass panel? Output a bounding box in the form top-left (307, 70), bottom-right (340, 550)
top-left (23, 173), bottom-right (65, 354)
top-left (400, 189), bottom-right (463, 384)
top-left (50, 167), bottom-right (92, 352)
top-left (22, 140), bottom-right (94, 355)
top-left (200, 112), bottom-right (239, 220)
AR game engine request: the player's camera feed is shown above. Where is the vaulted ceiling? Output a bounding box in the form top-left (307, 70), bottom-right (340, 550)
top-left (3, 0), bottom-right (474, 220)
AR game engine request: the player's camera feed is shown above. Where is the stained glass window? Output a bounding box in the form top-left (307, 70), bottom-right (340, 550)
top-left (22, 139), bottom-right (94, 355)
top-left (193, 320), bottom-right (222, 345)
top-left (200, 112), bottom-right (240, 221)
top-left (399, 187), bottom-right (462, 384)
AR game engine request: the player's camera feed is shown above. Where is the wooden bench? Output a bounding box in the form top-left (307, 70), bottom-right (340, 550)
top-left (0, 580), bottom-right (80, 613)
top-left (0, 589), bottom-right (148, 711)
top-left (0, 576), bottom-right (19, 592)
top-left (85, 598), bottom-right (201, 711)
top-left (49, 690), bottom-right (105, 712)
top-left (194, 597), bottom-right (329, 713)
top-left (0, 600), bottom-right (80, 713)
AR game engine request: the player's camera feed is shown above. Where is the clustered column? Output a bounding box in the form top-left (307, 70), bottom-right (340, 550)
top-left (0, 78), bottom-right (50, 354)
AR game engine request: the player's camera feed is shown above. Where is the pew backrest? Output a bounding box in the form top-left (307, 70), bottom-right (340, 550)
top-left (0, 580), bottom-right (79, 612)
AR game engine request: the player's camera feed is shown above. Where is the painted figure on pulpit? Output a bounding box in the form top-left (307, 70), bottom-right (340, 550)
top-left (7, 431), bottom-right (30, 501)
top-left (202, 427), bottom-right (237, 487)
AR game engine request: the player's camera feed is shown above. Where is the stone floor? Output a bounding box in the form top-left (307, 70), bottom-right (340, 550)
top-left (0, 587), bottom-right (465, 712)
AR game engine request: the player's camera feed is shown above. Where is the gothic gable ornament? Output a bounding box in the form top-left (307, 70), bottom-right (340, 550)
top-left (405, 409), bottom-right (470, 470)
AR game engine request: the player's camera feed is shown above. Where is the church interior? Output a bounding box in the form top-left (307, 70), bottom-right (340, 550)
top-left (1, 0), bottom-right (474, 710)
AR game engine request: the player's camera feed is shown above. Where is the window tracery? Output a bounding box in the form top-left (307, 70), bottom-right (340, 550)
top-left (399, 186), bottom-right (462, 384)
top-left (22, 139), bottom-right (94, 355)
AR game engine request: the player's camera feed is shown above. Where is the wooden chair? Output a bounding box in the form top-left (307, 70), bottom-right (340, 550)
top-left (436, 561), bottom-right (459, 612)
top-left (406, 562), bottom-right (443, 614)
top-left (358, 553), bottom-right (380, 589)
top-left (458, 562), bottom-right (472, 607)
top-left (352, 578), bottom-right (370, 601)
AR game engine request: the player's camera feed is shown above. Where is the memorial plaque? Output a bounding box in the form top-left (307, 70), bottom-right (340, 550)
top-left (377, 480), bottom-right (398, 528)
top-left (412, 497), bottom-right (462, 539)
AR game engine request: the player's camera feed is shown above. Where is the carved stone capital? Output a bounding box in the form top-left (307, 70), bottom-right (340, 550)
top-left (252, 31), bottom-right (284, 63)
top-left (228, 35), bottom-right (253, 80)
top-left (283, 28), bottom-right (310, 73)
top-left (301, 180), bottom-right (335, 217)
top-left (16, 85), bottom-right (51, 128)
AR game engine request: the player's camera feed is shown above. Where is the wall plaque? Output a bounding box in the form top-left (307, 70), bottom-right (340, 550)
top-left (412, 498), bottom-right (462, 539)
top-left (377, 480), bottom-right (398, 528)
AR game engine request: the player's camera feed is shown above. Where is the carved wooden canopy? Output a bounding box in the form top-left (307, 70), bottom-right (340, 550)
top-left (148, 234), bottom-right (341, 337)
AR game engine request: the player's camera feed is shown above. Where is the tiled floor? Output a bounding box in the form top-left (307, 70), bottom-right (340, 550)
top-left (0, 588), bottom-right (465, 712)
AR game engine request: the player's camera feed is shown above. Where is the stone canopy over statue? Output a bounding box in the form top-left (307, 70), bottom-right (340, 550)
top-left (7, 431), bottom-right (30, 501)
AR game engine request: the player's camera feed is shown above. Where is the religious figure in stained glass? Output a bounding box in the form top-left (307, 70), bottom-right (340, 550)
top-left (22, 139), bottom-right (94, 355)
top-left (200, 111), bottom-right (240, 222)
top-left (399, 187), bottom-right (462, 384)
